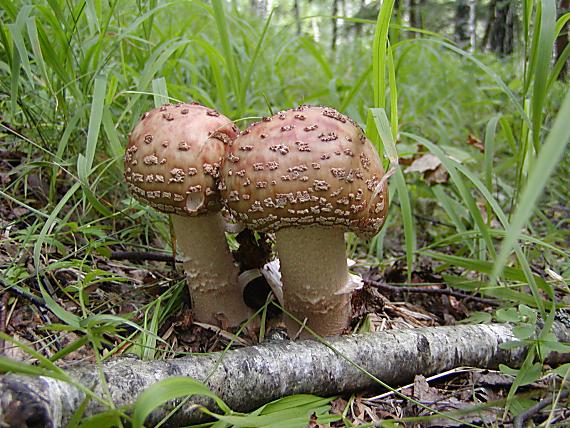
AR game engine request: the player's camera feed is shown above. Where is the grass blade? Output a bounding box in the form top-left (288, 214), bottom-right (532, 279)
top-left (78, 75), bottom-right (107, 181)
top-left (211, 0), bottom-right (241, 111)
top-left (404, 133), bottom-right (495, 259)
top-left (371, 108), bottom-right (415, 280)
top-left (491, 88), bottom-right (570, 285)
top-left (26, 17), bottom-right (53, 97)
top-left (530, 0), bottom-right (556, 152)
top-left (238, 8), bottom-right (274, 112)
top-left (484, 116), bottom-right (500, 193)
top-left (372, 0), bottom-right (395, 109)
top-left (152, 77), bottom-right (169, 108)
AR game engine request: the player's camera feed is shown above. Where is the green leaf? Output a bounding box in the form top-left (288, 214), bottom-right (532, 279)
top-left (458, 311), bottom-right (493, 325)
top-left (406, 134), bottom-right (495, 258)
top-left (500, 341), bottom-right (525, 350)
top-left (495, 308), bottom-right (520, 323)
top-left (518, 304), bottom-right (537, 323)
top-left (132, 377), bottom-right (230, 428)
top-left (26, 17), bottom-right (53, 96)
top-left (499, 364), bottom-right (519, 377)
top-left (538, 333), bottom-right (570, 355)
top-left (260, 395), bottom-right (334, 414)
top-left (101, 107), bottom-right (124, 162)
top-left (552, 363), bottom-right (570, 378)
top-left (210, 395), bottom-right (337, 428)
top-left (515, 362), bottom-right (542, 387)
top-left (513, 324), bottom-right (535, 340)
top-left (238, 9), bottom-right (274, 113)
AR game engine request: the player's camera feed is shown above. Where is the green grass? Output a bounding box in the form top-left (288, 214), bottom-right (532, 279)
top-left (0, 0), bottom-right (569, 425)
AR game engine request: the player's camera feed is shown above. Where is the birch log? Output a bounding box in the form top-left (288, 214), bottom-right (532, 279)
top-left (1, 322), bottom-right (569, 427)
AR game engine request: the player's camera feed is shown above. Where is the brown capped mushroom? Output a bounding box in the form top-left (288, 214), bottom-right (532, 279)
top-left (220, 105), bottom-right (389, 337)
top-left (125, 102), bottom-right (251, 327)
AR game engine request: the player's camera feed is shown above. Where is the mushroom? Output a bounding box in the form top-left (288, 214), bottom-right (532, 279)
top-left (124, 102), bottom-right (251, 327)
top-left (220, 105), bottom-right (389, 337)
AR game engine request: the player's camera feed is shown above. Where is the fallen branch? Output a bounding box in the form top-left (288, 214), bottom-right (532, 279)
top-left (110, 250), bottom-right (175, 264)
top-left (1, 322), bottom-right (569, 427)
top-left (0, 293), bottom-right (8, 354)
top-left (0, 280), bottom-right (47, 310)
top-left (513, 389), bottom-right (570, 428)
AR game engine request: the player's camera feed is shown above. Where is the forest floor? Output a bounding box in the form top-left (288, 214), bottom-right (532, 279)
top-left (1, 141), bottom-right (568, 427)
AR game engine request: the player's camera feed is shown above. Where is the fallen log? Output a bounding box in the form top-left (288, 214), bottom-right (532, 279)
top-left (1, 322), bottom-right (569, 427)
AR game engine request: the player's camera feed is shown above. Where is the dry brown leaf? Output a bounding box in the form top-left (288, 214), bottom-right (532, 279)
top-left (404, 154), bottom-right (449, 185)
top-left (477, 201), bottom-right (501, 228)
top-left (467, 134), bottom-right (484, 152)
top-left (404, 153), bottom-right (441, 174)
top-left (413, 375), bottom-right (443, 403)
top-left (330, 398), bottom-right (348, 415)
top-left (424, 164), bottom-right (449, 185)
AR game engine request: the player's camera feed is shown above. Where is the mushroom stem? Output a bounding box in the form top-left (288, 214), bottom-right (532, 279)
top-left (171, 212), bottom-right (251, 327)
top-left (275, 226), bottom-right (351, 337)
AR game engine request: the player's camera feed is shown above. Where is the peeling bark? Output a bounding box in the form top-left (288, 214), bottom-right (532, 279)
top-left (1, 322), bottom-right (569, 427)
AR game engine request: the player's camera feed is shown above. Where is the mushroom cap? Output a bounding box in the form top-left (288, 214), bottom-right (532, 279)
top-left (125, 103), bottom-right (238, 215)
top-left (220, 105), bottom-right (388, 238)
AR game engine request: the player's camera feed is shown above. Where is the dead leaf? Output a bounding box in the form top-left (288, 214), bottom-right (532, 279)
top-left (330, 398), bottom-right (348, 415)
top-left (405, 154), bottom-right (449, 185)
top-left (405, 153), bottom-right (441, 174)
top-left (424, 164), bottom-right (449, 185)
top-left (477, 201), bottom-right (501, 228)
top-left (3, 334), bottom-right (35, 363)
top-left (467, 134), bottom-right (484, 152)
top-left (413, 375), bottom-right (443, 402)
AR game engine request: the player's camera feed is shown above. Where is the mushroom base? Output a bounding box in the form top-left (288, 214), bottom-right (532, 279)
top-left (171, 213), bottom-right (251, 327)
top-left (275, 227), bottom-right (351, 337)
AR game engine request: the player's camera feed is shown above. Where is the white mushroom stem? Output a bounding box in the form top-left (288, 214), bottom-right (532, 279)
top-left (171, 212), bottom-right (251, 327)
top-left (274, 226), bottom-right (352, 337)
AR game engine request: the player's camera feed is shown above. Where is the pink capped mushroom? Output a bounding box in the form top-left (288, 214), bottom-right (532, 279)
top-left (124, 102), bottom-right (251, 327)
top-left (220, 105), bottom-right (389, 337)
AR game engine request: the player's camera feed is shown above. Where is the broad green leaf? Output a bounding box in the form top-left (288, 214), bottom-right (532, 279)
top-left (132, 377), bottom-right (230, 428)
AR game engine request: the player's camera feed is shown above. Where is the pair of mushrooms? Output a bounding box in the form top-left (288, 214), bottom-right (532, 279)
top-left (124, 103), bottom-right (388, 337)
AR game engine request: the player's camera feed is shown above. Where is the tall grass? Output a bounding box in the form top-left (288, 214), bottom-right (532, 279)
top-left (0, 0), bottom-right (569, 424)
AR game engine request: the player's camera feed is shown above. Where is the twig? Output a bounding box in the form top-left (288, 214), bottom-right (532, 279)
top-left (0, 293), bottom-right (8, 354)
top-left (364, 279), bottom-right (500, 306)
top-left (413, 212), bottom-right (456, 229)
top-left (0, 280), bottom-right (46, 309)
top-left (110, 250), bottom-right (175, 263)
top-left (392, 202), bottom-right (455, 229)
top-left (513, 389), bottom-right (569, 428)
